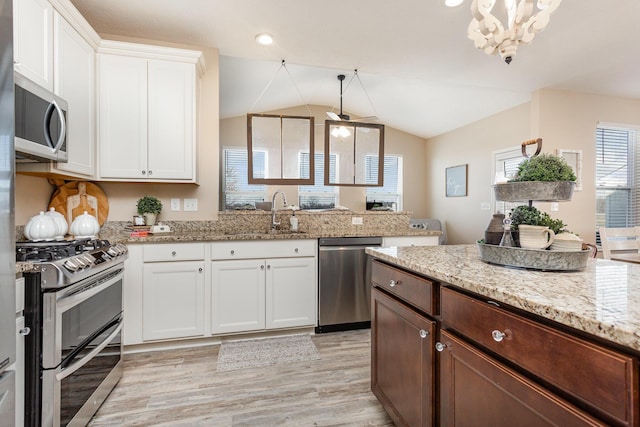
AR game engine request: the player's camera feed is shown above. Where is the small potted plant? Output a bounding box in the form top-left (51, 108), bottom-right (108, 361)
top-left (495, 153), bottom-right (577, 202)
top-left (509, 205), bottom-right (566, 246)
top-left (136, 195), bottom-right (163, 226)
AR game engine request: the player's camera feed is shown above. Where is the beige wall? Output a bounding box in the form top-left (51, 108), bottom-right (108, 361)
top-left (425, 102), bottom-right (531, 244)
top-left (425, 89), bottom-right (640, 245)
top-left (220, 105), bottom-right (429, 215)
top-left (15, 42), bottom-right (220, 226)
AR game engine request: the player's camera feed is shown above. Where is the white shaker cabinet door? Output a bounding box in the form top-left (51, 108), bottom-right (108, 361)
top-left (147, 60), bottom-right (195, 180)
top-left (266, 257), bottom-right (317, 329)
top-left (211, 260), bottom-right (266, 334)
top-left (98, 54), bottom-right (148, 179)
top-left (142, 261), bottom-right (205, 341)
top-left (53, 13), bottom-right (95, 177)
top-left (13, 0), bottom-right (54, 90)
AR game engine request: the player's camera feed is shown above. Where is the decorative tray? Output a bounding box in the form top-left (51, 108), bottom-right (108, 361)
top-left (477, 242), bottom-right (590, 271)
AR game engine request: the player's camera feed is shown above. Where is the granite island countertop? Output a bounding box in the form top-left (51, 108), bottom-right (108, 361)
top-left (366, 244), bottom-right (640, 353)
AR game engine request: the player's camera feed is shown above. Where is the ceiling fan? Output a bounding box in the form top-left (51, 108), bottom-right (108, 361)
top-left (326, 71), bottom-right (378, 123)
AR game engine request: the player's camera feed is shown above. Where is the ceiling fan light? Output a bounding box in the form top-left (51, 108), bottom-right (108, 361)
top-left (255, 33), bottom-right (274, 46)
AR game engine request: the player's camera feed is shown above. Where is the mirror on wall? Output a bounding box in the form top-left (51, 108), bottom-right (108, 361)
top-left (324, 120), bottom-right (385, 186)
top-left (247, 113), bottom-right (314, 184)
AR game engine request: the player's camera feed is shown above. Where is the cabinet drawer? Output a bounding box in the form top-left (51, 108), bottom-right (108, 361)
top-left (441, 287), bottom-right (638, 427)
top-left (211, 239), bottom-right (316, 260)
top-left (143, 243), bottom-right (205, 262)
top-left (372, 260), bottom-right (435, 316)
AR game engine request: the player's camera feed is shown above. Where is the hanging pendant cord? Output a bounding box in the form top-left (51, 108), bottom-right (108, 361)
top-left (249, 59), bottom-right (312, 116)
top-left (339, 69), bottom-right (379, 118)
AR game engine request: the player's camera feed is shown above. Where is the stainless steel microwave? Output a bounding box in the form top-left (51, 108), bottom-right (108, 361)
top-left (14, 73), bottom-right (68, 162)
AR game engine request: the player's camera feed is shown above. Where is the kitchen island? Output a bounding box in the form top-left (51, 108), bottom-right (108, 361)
top-left (366, 244), bottom-right (640, 427)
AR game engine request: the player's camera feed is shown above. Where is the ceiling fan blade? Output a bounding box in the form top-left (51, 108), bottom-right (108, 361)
top-left (326, 111), bottom-right (341, 121)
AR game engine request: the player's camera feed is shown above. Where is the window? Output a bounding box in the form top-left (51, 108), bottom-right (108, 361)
top-left (299, 152), bottom-right (338, 209)
top-left (221, 148), bottom-right (267, 209)
top-left (366, 155), bottom-right (402, 210)
top-left (596, 126), bottom-right (639, 233)
top-left (493, 147), bottom-right (523, 215)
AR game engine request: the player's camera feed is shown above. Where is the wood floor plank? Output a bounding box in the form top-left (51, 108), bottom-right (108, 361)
top-left (89, 329), bottom-right (393, 426)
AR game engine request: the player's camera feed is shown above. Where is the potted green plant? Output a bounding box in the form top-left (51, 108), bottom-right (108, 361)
top-left (509, 205), bottom-right (566, 246)
top-left (136, 195), bottom-right (163, 226)
top-left (495, 153), bottom-right (577, 202)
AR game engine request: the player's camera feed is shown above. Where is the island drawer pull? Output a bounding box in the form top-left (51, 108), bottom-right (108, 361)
top-left (492, 330), bottom-right (506, 342)
top-left (389, 279), bottom-right (401, 287)
top-left (419, 329), bottom-right (429, 338)
top-left (435, 342), bottom-right (447, 352)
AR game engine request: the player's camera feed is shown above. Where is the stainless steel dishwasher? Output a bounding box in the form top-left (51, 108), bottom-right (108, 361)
top-left (316, 236), bottom-right (383, 333)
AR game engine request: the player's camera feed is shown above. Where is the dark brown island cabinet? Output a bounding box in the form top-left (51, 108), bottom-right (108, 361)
top-left (370, 259), bottom-right (640, 427)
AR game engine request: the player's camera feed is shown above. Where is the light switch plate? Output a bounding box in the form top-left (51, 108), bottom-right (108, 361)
top-left (184, 198), bottom-right (198, 212)
top-left (170, 198), bottom-right (180, 211)
top-left (551, 202), bottom-right (559, 211)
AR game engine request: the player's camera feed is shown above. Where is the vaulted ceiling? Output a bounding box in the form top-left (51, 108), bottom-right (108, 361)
top-left (70, 0), bottom-right (640, 138)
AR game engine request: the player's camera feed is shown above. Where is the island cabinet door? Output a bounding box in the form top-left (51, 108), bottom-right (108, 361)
top-left (371, 287), bottom-right (435, 427)
top-left (438, 330), bottom-right (604, 427)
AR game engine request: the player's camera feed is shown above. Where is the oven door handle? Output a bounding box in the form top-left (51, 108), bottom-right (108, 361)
top-left (57, 267), bottom-right (124, 313)
top-left (56, 321), bottom-right (122, 382)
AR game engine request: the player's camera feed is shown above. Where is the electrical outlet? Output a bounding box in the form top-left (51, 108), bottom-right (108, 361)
top-left (170, 198), bottom-right (180, 211)
top-left (184, 198), bottom-right (198, 212)
top-left (352, 217), bottom-right (363, 225)
top-left (551, 202), bottom-right (560, 211)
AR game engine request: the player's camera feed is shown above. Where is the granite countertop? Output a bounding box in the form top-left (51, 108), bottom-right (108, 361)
top-left (366, 244), bottom-right (640, 352)
top-left (101, 229), bottom-right (440, 245)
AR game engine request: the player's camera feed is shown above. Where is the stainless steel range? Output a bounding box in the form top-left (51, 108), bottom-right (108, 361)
top-left (19, 238), bottom-right (128, 427)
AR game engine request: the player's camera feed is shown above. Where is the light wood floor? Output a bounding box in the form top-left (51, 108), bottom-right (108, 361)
top-left (89, 329), bottom-right (394, 426)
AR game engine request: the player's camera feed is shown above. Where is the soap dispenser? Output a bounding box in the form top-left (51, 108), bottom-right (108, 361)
top-left (290, 211), bottom-right (299, 231)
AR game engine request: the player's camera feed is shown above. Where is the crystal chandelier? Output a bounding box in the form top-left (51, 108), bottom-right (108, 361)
top-left (467, 0), bottom-right (563, 64)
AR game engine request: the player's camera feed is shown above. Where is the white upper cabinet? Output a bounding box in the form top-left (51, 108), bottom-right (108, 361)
top-left (51, 12), bottom-right (95, 176)
top-left (97, 41), bottom-right (203, 182)
top-left (13, 0), bottom-right (54, 91)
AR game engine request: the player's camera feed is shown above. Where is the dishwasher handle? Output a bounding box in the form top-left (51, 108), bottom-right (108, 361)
top-left (319, 245), bottom-right (381, 252)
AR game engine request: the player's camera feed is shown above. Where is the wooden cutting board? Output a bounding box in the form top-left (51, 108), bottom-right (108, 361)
top-left (48, 180), bottom-right (109, 227)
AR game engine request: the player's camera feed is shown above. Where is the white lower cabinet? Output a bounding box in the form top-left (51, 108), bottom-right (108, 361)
top-left (142, 261), bottom-right (205, 341)
top-left (211, 240), bottom-right (317, 335)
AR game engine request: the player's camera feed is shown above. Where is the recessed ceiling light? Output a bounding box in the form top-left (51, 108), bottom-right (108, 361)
top-left (445, 0), bottom-right (464, 6)
top-left (255, 33), bottom-right (274, 46)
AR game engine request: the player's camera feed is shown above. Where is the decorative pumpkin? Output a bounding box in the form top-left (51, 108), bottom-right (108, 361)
top-left (70, 211), bottom-right (100, 238)
top-left (45, 207), bottom-right (68, 239)
top-left (24, 211), bottom-right (57, 241)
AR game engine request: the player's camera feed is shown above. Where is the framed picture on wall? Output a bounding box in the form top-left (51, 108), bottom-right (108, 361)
top-left (446, 164), bottom-right (468, 197)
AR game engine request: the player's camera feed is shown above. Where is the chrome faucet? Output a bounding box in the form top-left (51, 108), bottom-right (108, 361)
top-left (271, 190), bottom-right (288, 230)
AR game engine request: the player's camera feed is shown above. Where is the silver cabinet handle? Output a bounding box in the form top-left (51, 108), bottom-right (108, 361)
top-left (19, 327), bottom-right (30, 336)
top-left (172, 251), bottom-right (177, 256)
top-left (267, 265), bottom-right (271, 270)
top-left (230, 250), bottom-right (235, 255)
top-left (419, 329), bottom-right (428, 339)
top-left (487, 300), bottom-right (500, 307)
top-left (198, 268), bottom-right (203, 273)
top-left (295, 248), bottom-right (299, 253)
top-left (148, 170), bottom-right (152, 175)
top-left (389, 280), bottom-right (398, 287)
top-left (260, 265), bottom-right (265, 270)
top-left (142, 170), bottom-right (146, 175)
top-left (435, 342), bottom-right (447, 352)
top-left (492, 330), bottom-right (506, 342)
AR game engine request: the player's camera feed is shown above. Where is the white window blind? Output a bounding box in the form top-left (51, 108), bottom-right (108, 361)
top-left (299, 152), bottom-right (337, 209)
top-left (595, 126), bottom-right (636, 231)
top-left (366, 155), bottom-right (402, 209)
top-left (221, 148), bottom-right (267, 209)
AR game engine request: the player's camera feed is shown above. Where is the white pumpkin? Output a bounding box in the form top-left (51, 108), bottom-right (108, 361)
top-left (70, 211), bottom-right (100, 238)
top-left (24, 211), bottom-right (57, 241)
top-left (45, 207), bottom-right (68, 239)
